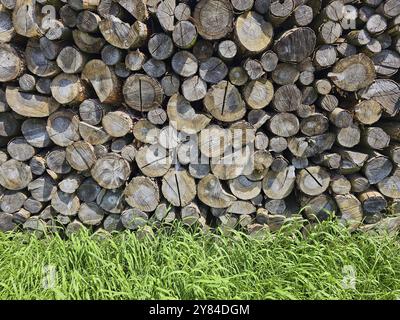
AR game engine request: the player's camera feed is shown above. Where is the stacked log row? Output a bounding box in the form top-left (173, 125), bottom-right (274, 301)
top-left (0, 0), bottom-right (400, 236)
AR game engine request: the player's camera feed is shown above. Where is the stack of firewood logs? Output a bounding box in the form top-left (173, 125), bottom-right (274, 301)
top-left (0, 0), bottom-right (399, 236)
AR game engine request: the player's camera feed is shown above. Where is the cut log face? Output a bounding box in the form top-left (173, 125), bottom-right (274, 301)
top-left (125, 176), bottom-right (160, 212)
top-left (243, 78), bottom-right (274, 109)
top-left (262, 165), bottom-right (296, 199)
top-left (162, 167), bottom-right (196, 207)
top-left (167, 94), bottom-right (211, 134)
top-left (235, 11), bottom-right (273, 54)
top-left (297, 166), bottom-right (330, 196)
top-left (6, 87), bottom-right (60, 118)
top-left (47, 110), bottom-right (80, 147)
top-left (123, 74), bottom-right (163, 111)
top-left (204, 81), bottom-right (246, 122)
top-left (91, 153), bottom-right (131, 189)
top-left (0, 44), bottom-right (24, 82)
top-left (328, 54), bottom-right (376, 92)
top-left (193, 0), bottom-right (234, 40)
top-left (0, 159), bottom-right (32, 190)
top-left (66, 141), bottom-right (97, 171)
top-left (335, 194), bottom-right (363, 231)
top-left (82, 59), bottom-right (121, 104)
top-left (135, 144), bottom-right (171, 177)
top-left (198, 174), bottom-right (236, 208)
top-left (273, 27), bottom-right (316, 63)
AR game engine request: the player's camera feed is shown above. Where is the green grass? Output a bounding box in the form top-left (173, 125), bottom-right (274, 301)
top-left (0, 221), bottom-right (399, 300)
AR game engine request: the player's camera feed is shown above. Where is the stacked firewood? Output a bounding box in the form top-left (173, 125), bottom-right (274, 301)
top-left (0, 0), bottom-right (399, 236)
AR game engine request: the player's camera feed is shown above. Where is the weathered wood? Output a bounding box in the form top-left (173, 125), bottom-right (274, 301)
top-left (273, 27), bottom-right (316, 62)
top-left (198, 174), bottom-right (236, 208)
top-left (0, 44), bottom-right (24, 82)
top-left (82, 59), bottom-right (121, 104)
top-left (99, 17), bottom-right (147, 50)
top-left (172, 21), bottom-right (197, 49)
top-left (262, 165), bottom-right (296, 200)
top-left (167, 94), bottom-right (211, 134)
top-left (162, 167), bottom-right (196, 207)
top-left (50, 73), bottom-right (89, 105)
top-left (125, 176), bottom-right (160, 212)
top-left (57, 46), bottom-right (87, 74)
top-left (123, 73), bottom-right (163, 111)
top-left (335, 194), bottom-right (363, 231)
top-left (297, 166), bottom-right (330, 196)
top-left (235, 11), bottom-right (273, 54)
top-left (102, 111), bottom-right (133, 138)
top-left (66, 140), bottom-right (96, 171)
top-left (328, 54), bottom-right (376, 92)
top-left (91, 153), bottom-right (130, 189)
top-left (193, 0), bottom-right (234, 40)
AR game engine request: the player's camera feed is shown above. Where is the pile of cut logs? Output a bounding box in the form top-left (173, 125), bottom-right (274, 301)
top-left (0, 0), bottom-right (399, 236)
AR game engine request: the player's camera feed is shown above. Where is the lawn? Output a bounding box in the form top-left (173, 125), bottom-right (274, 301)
top-left (0, 221), bottom-right (399, 300)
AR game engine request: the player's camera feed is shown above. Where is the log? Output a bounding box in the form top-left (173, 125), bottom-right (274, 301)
top-left (271, 63), bottom-right (299, 85)
top-left (148, 33), bottom-right (174, 60)
top-left (82, 59), bottom-right (121, 104)
top-left (172, 21), bottom-right (197, 49)
top-left (296, 166), bottom-right (330, 196)
top-left (125, 176), bottom-right (160, 212)
top-left (51, 190), bottom-right (80, 216)
top-left (123, 74), bottom-right (163, 111)
top-left (328, 54), bottom-right (376, 92)
top-left (199, 57), bottom-right (228, 84)
top-left (335, 194), bottom-right (363, 231)
top-left (91, 153), bottom-right (131, 189)
top-left (362, 153), bottom-right (393, 184)
top-left (0, 190), bottom-right (27, 213)
top-left (358, 189), bottom-right (387, 214)
top-left (273, 27), bottom-right (316, 62)
top-left (101, 45), bottom-right (122, 66)
top-left (354, 100), bottom-right (382, 125)
top-left (243, 78), bottom-right (274, 109)
top-left (7, 137), bottom-right (35, 161)
top-left (21, 118), bottom-right (51, 148)
top-left (72, 30), bottom-right (106, 54)
top-left (58, 172), bottom-right (84, 194)
top-left (181, 75), bottom-right (207, 102)
top-left (135, 144), bottom-right (171, 177)
top-left (0, 44), bottom-right (24, 82)
top-left (167, 94), bottom-right (211, 134)
top-left (361, 126), bottom-right (390, 150)
top-left (65, 140), bottom-right (96, 171)
top-left (18, 74), bottom-right (36, 92)
top-left (12, 0), bottom-right (42, 38)
top-left (272, 84), bottom-right (302, 112)
top-left (78, 202), bottom-right (105, 226)
top-left (47, 110), bottom-right (80, 147)
top-left (262, 165), bottom-right (296, 199)
top-left (156, 0), bottom-right (175, 32)
top-left (102, 111), bottom-right (133, 137)
top-left (50, 73), bottom-right (89, 105)
top-left (198, 174), bottom-right (236, 208)
top-left (235, 11), bottom-right (273, 54)
top-left (193, 0), bottom-right (234, 40)
top-left (121, 208), bottom-right (148, 230)
top-left (203, 81), bottom-right (246, 122)
top-left (0, 159), bottom-right (32, 190)
top-left (161, 167), bottom-right (196, 207)
top-left (268, 113), bottom-right (299, 137)
top-left (56, 46), bottom-right (87, 74)
top-left (46, 148), bottom-right (71, 174)
top-left (218, 40), bottom-right (237, 61)
top-left (99, 17), bottom-right (147, 49)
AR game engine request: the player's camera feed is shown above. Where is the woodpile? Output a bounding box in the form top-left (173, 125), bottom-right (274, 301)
top-left (0, 0), bottom-right (399, 236)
